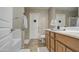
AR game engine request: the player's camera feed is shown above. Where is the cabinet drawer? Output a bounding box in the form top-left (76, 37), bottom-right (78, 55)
top-left (56, 34), bottom-right (79, 51)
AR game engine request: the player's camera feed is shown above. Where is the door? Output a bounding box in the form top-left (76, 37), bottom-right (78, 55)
top-left (45, 31), bottom-right (51, 51)
top-left (51, 38), bottom-right (54, 52)
top-left (56, 41), bottom-right (73, 52)
top-left (30, 13), bottom-right (39, 39)
top-left (56, 41), bottom-right (65, 52)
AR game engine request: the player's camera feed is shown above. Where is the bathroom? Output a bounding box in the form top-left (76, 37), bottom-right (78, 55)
top-left (0, 7), bottom-right (79, 52)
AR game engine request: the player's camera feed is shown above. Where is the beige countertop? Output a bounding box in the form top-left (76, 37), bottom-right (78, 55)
top-left (45, 29), bottom-right (79, 39)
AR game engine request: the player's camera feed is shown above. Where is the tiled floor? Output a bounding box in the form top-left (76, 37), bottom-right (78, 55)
top-left (37, 47), bottom-right (49, 52)
top-left (24, 39), bottom-right (46, 52)
top-left (19, 49), bottom-right (30, 52)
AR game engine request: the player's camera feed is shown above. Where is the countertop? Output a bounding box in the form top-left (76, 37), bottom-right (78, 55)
top-left (45, 29), bottom-right (79, 39)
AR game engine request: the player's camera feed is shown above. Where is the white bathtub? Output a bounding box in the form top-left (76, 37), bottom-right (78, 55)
top-left (0, 29), bottom-right (22, 52)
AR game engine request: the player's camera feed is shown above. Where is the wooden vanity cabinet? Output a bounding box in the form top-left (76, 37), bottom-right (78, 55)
top-left (45, 30), bottom-right (79, 52)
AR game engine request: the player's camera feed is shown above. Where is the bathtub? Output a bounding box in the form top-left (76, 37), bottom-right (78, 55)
top-left (0, 29), bottom-right (22, 52)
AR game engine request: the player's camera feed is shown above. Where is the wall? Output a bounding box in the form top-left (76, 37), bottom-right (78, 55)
top-left (48, 7), bottom-right (56, 28)
top-left (38, 10), bottom-right (48, 35)
top-left (13, 7), bottom-right (24, 29)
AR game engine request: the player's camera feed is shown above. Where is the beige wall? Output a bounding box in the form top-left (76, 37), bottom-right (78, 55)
top-left (48, 7), bottom-right (56, 28)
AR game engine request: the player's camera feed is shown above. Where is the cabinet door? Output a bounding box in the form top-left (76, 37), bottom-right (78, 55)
top-left (45, 31), bottom-right (49, 49)
top-left (56, 41), bottom-right (65, 52)
top-left (45, 32), bottom-right (47, 46)
top-left (45, 31), bottom-right (51, 51)
top-left (66, 48), bottom-right (73, 52)
top-left (47, 35), bottom-right (49, 49)
top-left (51, 38), bottom-right (54, 52)
top-left (46, 34), bottom-right (50, 50)
top-left (48, 38), bottom-right (51, 51)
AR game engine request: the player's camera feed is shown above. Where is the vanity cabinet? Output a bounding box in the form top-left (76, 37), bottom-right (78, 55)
top-left (45, 30), bottom-right (79, 52)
